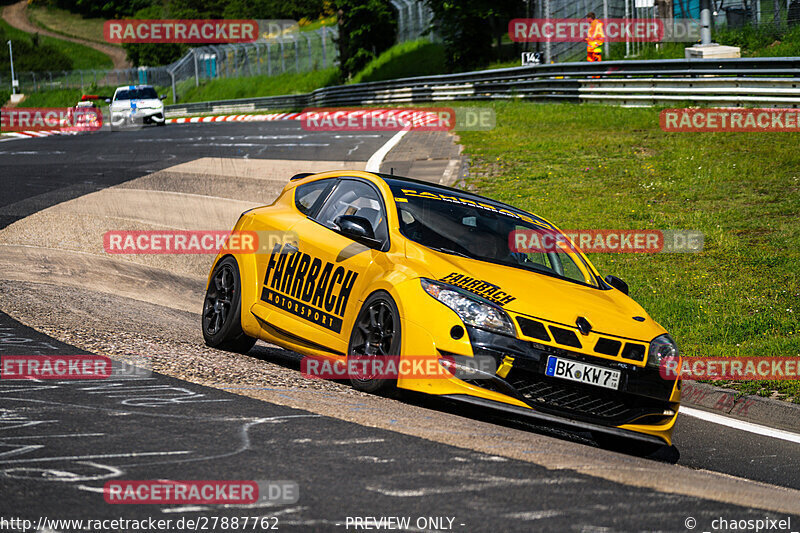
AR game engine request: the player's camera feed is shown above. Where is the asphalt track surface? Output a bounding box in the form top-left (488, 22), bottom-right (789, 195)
top-left (2, 122), bottom-right (800, 532)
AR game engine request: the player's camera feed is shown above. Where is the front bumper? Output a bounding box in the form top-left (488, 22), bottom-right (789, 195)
top-left (398, 321), bottom-right (679, 445)
top-left (110, 110), bottom-right (164, 126)
top-left (143, 112), bottom-right (165, 124)
top-left (461, 326), bottom-right (677, 428)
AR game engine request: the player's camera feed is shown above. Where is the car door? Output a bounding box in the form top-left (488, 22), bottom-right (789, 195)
top-left (260, 178), bottom-right (390, 356)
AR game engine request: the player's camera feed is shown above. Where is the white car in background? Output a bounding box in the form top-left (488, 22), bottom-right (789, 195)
top-left (108, 85), bottom-right (166, 130)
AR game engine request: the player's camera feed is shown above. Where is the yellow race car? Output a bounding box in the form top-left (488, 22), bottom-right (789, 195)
top-left (203, 170), bottom-right (681, 449)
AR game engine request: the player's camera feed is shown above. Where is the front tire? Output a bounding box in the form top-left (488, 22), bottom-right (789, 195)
top-left (202, 256), bottom-right (256, 353)
top-left (347, 291), bottom-right (401, 393)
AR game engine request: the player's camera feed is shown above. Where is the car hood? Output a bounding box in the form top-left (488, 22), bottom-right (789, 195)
top-left (111, 98), bottom-right (163, 111)
top-left (404, 241), bottom-right (665, 342)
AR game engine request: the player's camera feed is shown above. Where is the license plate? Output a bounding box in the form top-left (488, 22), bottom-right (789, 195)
top-left (545, 356), bottom-right (621, 390)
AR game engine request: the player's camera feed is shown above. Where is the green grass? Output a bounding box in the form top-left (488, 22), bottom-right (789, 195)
top-left (16, 88), bottom-right (86, 107)
top-left (456, 101), bottom-right (800, 401)
top-left (716, 23), bottom-right (800, 57)
top-left (0, 19), bottom-right (112, 71)
top-left (27, 4), bottom-right (111, 45)
top-left (169, 68), bottom-right (340, 104)
top-left (350, 39), bottom-right (446, 84)
top-left (168, 40), bottom-right (446, 103)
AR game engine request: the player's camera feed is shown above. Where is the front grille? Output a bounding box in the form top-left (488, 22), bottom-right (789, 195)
top-left (505, 369), bottom-right (665, 425)
top-left (621, 342), bottom-right (646, 362)
top-left (594, 337), bottom-right (622, 356)
top-left (517, 317), bottom-right (550, 341)
top-left (510, 374), bottom-right (628, 419)
top-left (549, 326), bottom-right (582, 348)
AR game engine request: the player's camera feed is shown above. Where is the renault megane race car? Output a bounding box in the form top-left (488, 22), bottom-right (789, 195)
top-left (203, 171), bottom-right (681, 448)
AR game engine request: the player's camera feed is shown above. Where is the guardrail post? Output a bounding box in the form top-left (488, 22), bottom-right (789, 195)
top-left (625, 0), bottom-right (630, 57)
top-left (322, 27), bottom-right (327, 69)
top-left (306, 33), bottom-right (313, 71)
top-left (544, 0), bottom-right (551, 63)
top-left (194, 49), bottom-right (199, 87)
top-left (700, 0), bottom-right (712, 45)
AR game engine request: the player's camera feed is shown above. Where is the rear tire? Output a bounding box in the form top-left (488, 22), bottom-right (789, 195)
top-left (347, 291), bottom-right (401, 394)
top-left (202, 256), bottom-right (256, 353)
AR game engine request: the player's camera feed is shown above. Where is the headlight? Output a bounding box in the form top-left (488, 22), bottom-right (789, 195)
top-left (421, 279), bottom-right (515, 337)
top-left (648, 333), bottom-right (679, 368)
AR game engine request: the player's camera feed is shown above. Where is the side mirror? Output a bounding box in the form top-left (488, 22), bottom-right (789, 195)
top-left (159, 94), bottom-right (167, 100)
top-left (104, 98), bottom-right (111, 104)
top-left (334, 215), bottom-right (381, 248)
top-left (605, 275), bottom-right (629, 295)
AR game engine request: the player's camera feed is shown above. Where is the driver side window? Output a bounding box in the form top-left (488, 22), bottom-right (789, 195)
top-left (316, 180), bottom-right (388, 246)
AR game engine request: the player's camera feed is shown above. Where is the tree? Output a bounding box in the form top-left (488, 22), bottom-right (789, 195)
top-left (425, 0), bottom-right (523, 71)
top-left (121, 4), bottom-right (186, 67)
top-left (334, 0), bottom-right (396, 79)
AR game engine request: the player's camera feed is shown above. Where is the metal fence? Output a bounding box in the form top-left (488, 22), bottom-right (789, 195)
top-left (2, 26), bottom-right (338, 99)
top-left (164, 27), bottom-right (339, 102)
top-left (527, 0), bottom-right (800, 63)
top-left (391, 0), bottom-right (434, 42)
top-left (696, 0), bottom-right (800, 30)
top-left (526, 0), bottom-right (663, 62)
top-left (165, 57), bottom-right (800, 116)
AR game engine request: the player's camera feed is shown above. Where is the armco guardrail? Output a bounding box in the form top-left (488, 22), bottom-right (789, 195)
top-left (165, 57), bottom-right (800, 116)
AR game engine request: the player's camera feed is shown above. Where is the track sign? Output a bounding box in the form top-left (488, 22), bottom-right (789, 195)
top-left (521, 51), bottom-right (542, 66)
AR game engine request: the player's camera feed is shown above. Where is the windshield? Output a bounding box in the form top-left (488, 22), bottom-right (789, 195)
top-left (392, 186), bottom-right (600, 288)
top-left (115, 87), bottom-right (158, 100)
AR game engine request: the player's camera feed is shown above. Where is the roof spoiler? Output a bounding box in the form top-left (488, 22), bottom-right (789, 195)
top-left (290, 173), bottom-right (315, 181)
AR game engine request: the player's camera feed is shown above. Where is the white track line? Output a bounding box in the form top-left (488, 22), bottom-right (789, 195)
top-left (365, 127), bottom-right (410, 172)
top-left (682, 406), bottom-right (800, 444)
